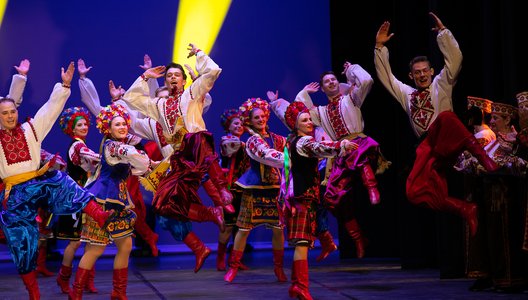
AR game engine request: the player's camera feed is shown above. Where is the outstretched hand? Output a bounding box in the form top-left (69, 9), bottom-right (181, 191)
top-left (143, 66), bottom-right (166, 79)
top-left (77, 59), bottom-right (92, 78)
top-left (187, 43), bottom-right (200, 58)
top-left (266, 90), bottom-right (279, 102)
top-left (14, 59), bottom-right (30, 76)
top-left (342, 61), bottom-right (352, 75)
top-left (429, 12), bottom-right (446, 32)
top-left (139, 54), bottom-right (152, 70)
top-left (304, 82), bottom-right (320, 94)
top-left (109, 80), bottom-right (125, 100)
top-left (184, 64), bottom-right (198, 81)
top-left (61, 62), bottom-right (75, 86)
top-left (376, 21), bottom-right (394, 48)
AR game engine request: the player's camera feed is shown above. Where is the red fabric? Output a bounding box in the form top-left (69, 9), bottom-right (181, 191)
top-left (144, 140), bottom-right (163, 161)
top-left (406, 111), bottom-right (472, 211)
top-left (153, 132), bottom-right (215, 220)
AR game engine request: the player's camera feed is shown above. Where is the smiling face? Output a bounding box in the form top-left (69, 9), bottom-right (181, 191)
top-left (109, 116), bottom-right (128, 140)
top-left (320, 73), bottom-right (340, 97)
top-left (228, 117), bottom-right (244, 137)
top-left (72, 118), bottom-right (89, 139)
top-left (0, 100), bottom-right (18, 130)
top-left (249, 108), bottom-right (268, 133)
top-left (409, 61), bottom-right (434, 91)
top-left (164, 67), bottom-right (186, 94)
top-left (295, 112), bottom-right (314, 136)
top-left (490, 113), bottom-right (511, 134)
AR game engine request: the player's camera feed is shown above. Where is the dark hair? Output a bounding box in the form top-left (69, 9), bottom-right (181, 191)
top-left (464, 106), bottom-right (484, 127)
top-left (409, 56), bottom-right (431, 71)
top-left (319, 71), bottom-right (336, 86)
top-left (0, 97), bottom-right (16, 106)
top-left (165, 62), bottom-right (187, 80)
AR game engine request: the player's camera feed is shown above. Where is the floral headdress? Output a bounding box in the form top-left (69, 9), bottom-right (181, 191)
top-left (284, 101), bottom-right (309, 131)
top-left (239, 97), bottom-right (270, 126)
top-left (96, 103), bottom-right (131, 136)
top-left (59, 106), bottom-right (91, 137)
top-left (220, 108), bottom-right (241, 131)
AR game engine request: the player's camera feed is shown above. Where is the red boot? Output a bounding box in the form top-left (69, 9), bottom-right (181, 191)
top-left (360, 164), bottom-right (380, 205)
top-left (288, 260), bottom-right (313, 300)
top-left (344, 219), bottom-right (367, 258)
top-left (83, 200), bottom-right (112, 228)
top-left (224, 249), bottom-right (243, 282)
top-left (188, 203), bottom-right (225, 232)
top-left (20, 271), bottom-right (40, 300)
top-left (56, 264), bottom-right (72, 294)
top-left (84, 267), bottom-right (98, 293)
top-left (36, 244), bottom-right (54, 277)
top-left (227, 249), bottom-right (250, 271)
top-left (217, 242), bottom-right (227, 271)
top-left (445, 197), bottom-right (478, 237)
top-left (134, 220), bottom-right (159, 257)
top-left (202, 179), bottom-right (235, 214)
top-left (464, 136), bottom-right (498, 172)
top-left (69, 267), bottom-right (90, 300)
top-left (272, 249), bottom-right (288, 282)
top-left (183, 232), bottom-right (211, 273)
top-left (316, 231), bottom-right (338, 262)
top-left (110, 268), bottom-right (128, 300)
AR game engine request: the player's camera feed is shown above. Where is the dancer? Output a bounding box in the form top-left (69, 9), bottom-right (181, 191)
top-left (224, 98), bottom-right (287, 283)
top-left (55, 106), bottom-right (101, 294)
top-left (0, 62), bottom-right (111, 300)
top-left (69, 103), bottom-right (151, 299)
top-left (374, 12), bottom-right (498, 236)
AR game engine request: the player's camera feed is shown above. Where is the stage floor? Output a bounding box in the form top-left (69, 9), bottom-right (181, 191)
top-left (0, 245), bottom-right (526, 299)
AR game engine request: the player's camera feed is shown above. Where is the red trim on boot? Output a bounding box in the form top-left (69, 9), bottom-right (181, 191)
top-left (183, 232), bottom-right (211, 273)
top-left (272, 249), bottom-right (288, 282)
top-left (110, 268), bottom-right (128, 300)
top-left (83, 200), bottom-right (112, 229)
top-left (316, 231), bottom-right (338, 262)
top-left (224, 249), bottom-right (243, 282)
top-left (289, 260), bottom-right (313, 300)
top-left (20, 271), bottom-right (40, 300)
top-left (56, 264), bottom-right (72, 294)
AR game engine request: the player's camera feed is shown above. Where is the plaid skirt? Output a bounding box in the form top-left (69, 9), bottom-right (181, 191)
top-left (285, 197), bottom-right (317, 247)
top-left (81, 203), bottom-right (136, 245)
top-left (236, 188), bottom-right (281, 230)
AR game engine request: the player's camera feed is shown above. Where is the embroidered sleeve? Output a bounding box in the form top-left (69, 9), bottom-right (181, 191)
top-left (104, 140), bottom-right (150, 175)
top-left (269, 98), bottom-right (291, 129)
top-left (189, 51), bottom-right (222, 104)
top-left (122, 76), bottom-right (163, 122)
top-left (296, 136), bottom-right (341, 158)
top-left (246, 134), bottom-right (284, 168)
top-left (70, 140), bottom-right (100, 173)
top-left (220, 135), bottom-right (242, 157)
top-left (40, 149), bottom-right (66, 171)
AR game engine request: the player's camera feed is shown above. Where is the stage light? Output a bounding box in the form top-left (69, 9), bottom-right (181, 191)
top-left (172, 0), bottom-right (231, 87)
top-left (0, 0), bottom-right (8, 29)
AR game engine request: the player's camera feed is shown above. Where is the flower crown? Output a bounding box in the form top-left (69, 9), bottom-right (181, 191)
top-left (284, 101), bottom-right (309, 131)
top-left (220, 108), bottom-right (241, 131)
top-left (239, 97), bottom-right (270, 126)
top-left (96, 103), bottom-right (131, 136)
top-left (59, 106), bottom-right (91, 137)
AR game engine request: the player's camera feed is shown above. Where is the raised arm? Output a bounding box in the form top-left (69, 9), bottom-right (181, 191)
top-left (77, 59), bottom-right (103, 116)
top-left (343, 63), bottom-right (373, 107)
top-left (295, 83), bottom-right (322, 127)
top-left (431, 12), bottom-right (463, 86)
top-left (122, 65), bottom-right (166, 122)
top-left (139, 54), bottom-right (160, 98)
top-left (374, 21), bottom-right (415, 112)
top-left (33, 62), bottom-right (74, 141)
top-left (187, 43), bottom-right (222, 104)
top-left (8, 59), bottom-right (30, 107)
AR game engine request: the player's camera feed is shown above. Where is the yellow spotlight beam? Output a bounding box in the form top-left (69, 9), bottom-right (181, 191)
top-left (0, 0), bottom-right (8, 29)
top-left (172, 0), bottom-right (231, 87)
